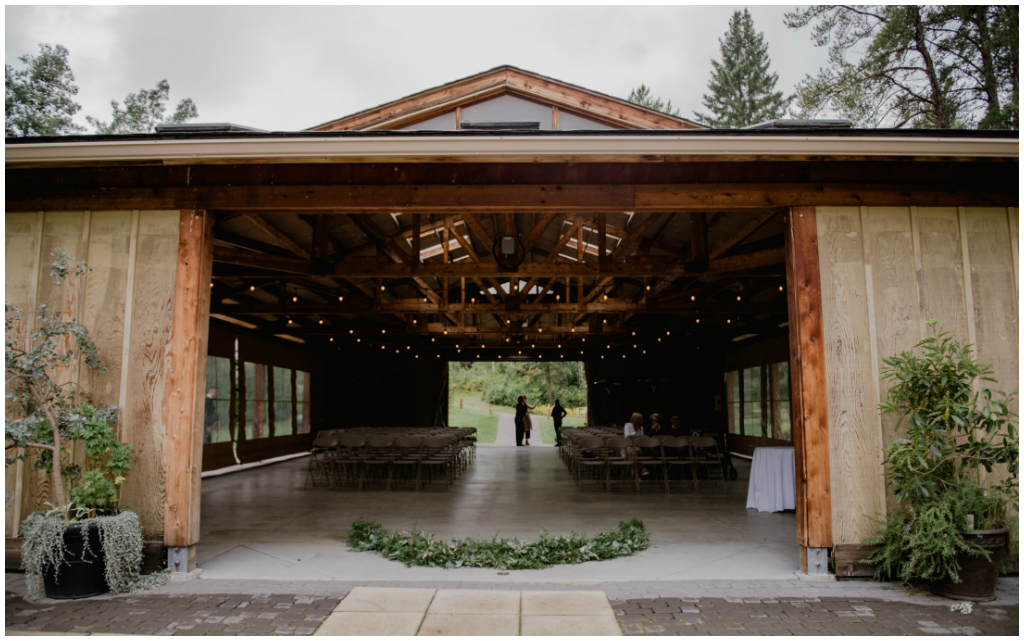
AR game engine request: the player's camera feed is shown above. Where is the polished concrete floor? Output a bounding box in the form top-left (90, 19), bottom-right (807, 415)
top-left (196, 446), bottom-right (798, 583)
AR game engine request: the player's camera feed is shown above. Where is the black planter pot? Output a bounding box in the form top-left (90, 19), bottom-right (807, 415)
top-left (42, 522), bottom-right (109, 599)
top-left (930, 528), bottom-right (1008, 602)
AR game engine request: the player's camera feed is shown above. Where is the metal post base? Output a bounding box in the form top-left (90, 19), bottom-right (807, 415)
top-left (804, 546), bottom-right (829, 575)
top-left (167, 545), bottom-right (196, 573)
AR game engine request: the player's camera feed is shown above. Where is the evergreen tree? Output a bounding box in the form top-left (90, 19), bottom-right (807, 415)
top-left (627, 84), bottom-right (680, 116)
top-left (5, 44), bottom-right (85, 137)
top-left (695, 10), bottom-right (789, 127)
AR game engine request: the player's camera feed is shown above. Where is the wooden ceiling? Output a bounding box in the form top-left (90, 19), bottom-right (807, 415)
top-left (210, 209), bottom-right (790, 353)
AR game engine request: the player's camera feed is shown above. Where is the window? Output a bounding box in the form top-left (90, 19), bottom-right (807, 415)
top-left (296, 370), bottom-right (311, 434)
top-left (725, 361), bottom-right (792, 440)
top-left (272, 366), bottom-right (293, 436)
top-left (204, 356), bottom-right (232, 443)
top-left (244, 362), bottom-right (268, 440)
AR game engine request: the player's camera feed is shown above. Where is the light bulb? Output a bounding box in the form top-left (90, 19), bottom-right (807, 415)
top-left (330, 337), bottom-right (334, 342)
top-left (736, 295), bottom-right (741, 301)
top-left (381, 329), bottom-right (386, 334)
top-left (319, 319), bottom-right (324, 324)
top-left (292, 296), bottom-right (298, 302)
top-left (691, 295), bottom-right (696, 301)
top-left (357, 338), bottom-right (361, 343)
top-left (338, 296), bottom-right (343, 302)
top-left (349, 330), bottom-right (354, 334)
top-left (250, 285), bottom-right (256, 291)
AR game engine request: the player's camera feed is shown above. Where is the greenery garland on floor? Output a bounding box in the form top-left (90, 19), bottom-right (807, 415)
top-left (20, 510), bottom-right (167, 600)
top-left (347, 519), bottom-right (650, 570)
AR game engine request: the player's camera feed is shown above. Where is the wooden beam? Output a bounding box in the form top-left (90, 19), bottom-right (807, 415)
top-left (411, 214), bottom-right (421, 270)
top-left (211, 300), bottom-right (780, 316)
top-left (709, 209), bottom-right (779, 259)
top-left (162, 209), bottom-right (214, 553)
top-left (11, 182), bottom-right (1016, 213)
top-left (609, 212), bottom-right (665, 260)
top-left (521, 212), bottom-right (560, 253)
top-left (596, 212), bottom-right (607, 264)
top-left (460, 214), bottom-right (495, 253)
top-left (243, 214), bottom-right (311, 260)
top-left (785, 206), bottom-right (832, 553)
top-left (690, 212), bottom-right (708, 262)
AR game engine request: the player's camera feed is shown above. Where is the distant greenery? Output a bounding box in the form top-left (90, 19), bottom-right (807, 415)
top-left (347, 518), bottom-right (650, 570)
top-left (450, 362), bottom-right (586, 409)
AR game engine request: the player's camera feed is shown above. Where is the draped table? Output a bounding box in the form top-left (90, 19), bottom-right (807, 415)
top-left (745, 446), bottom-right (796, 513)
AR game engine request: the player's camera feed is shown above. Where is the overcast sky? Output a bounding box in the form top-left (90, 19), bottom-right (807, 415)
top-left (6, 5), bottom-right (830, 132)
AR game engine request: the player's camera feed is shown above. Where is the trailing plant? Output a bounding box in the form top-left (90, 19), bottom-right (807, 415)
top-left (347, 519), bottom-right (650, 570)
top-left (863, 320), bottom-right (1018, 585)
top-left (6, 249), bottom-right (166, 597)
top-left (20, 509), bottom-right (166, 600)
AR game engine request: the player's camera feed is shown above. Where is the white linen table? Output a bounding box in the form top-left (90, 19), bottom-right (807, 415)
top-left (745, 446), bottom-right (796, 513)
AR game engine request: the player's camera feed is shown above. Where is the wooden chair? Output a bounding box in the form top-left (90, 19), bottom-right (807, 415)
top-left (575, 437), bottom-right (608, 491)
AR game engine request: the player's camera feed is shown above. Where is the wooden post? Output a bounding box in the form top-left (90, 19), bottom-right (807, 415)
top-left (162, 209), bottom-right (214, 570)
top-left (596, 213), bottom-right (607, 265)
top-left (784, 206), bottom-right (833, 574)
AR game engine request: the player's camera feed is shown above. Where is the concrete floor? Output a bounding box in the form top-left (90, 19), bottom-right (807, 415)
top-left (196, 446), bottom-right (798, 583)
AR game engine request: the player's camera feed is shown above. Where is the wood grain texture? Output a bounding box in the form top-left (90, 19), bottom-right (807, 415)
top-left (860, 207), bottom-right (922, 511)
top-left (1008, 208), bottom-right (1018, 293)
top-left (816, 207), bottom-right (883, 543)
top-left (4, 212), bottom-right (44, 536)
top-left (22, 212), bottom-right (87, 522)
top-left (79, 212), bottom-right (132, 407)
top-left (120, 211), bottom-right (180, 539)
top-left (962, 208), bottom-right (1018, 489)
top-left (785, 206), bottom-right (833, 549)
top-left (912, 208), bottom-right (970, 341)
top-left (162, 210), bottom-right (214, 547)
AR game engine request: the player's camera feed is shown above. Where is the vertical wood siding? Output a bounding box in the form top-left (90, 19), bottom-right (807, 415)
top-left (4, 211), bottom-right (179, 539)
top-left (816, 206), bottom-right (1019, 544)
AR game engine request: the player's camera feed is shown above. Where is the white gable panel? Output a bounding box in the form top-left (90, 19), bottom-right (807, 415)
top-left (558, 110), bottom-right (614, 130)
top-left (461, 94), bottom-right (554, 130)
top-left (398, 110), bottom-right (456, 131)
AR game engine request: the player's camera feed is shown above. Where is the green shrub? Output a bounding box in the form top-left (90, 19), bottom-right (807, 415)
top-left (347, 519), bottom-right (650, 570)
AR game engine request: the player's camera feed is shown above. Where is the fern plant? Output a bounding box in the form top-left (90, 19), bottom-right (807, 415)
top-left (864, 320), bottom-right (1018, 585)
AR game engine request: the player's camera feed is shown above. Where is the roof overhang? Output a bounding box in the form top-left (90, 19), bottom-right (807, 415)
top-left (5, 132), bottom-right (1018, 167)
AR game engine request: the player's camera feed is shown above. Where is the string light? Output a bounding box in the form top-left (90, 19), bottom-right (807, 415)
top-left (603, 319), bottom-right (607, 324)
top-left (779, 285), bottom-right (784, 291)
top-left (582, 338), bottom-right (586, 342)
top-left (643, 349), bottom-right (647, 354)
top-left (380, 285), bottom-right (385, 291)
top-left (531, 344), bottom-right (535, 348)
top-left (444, 330), bottom-right (448, 335)
top-left (727, 319), bottom-right (731, 324)
top-left (381, 329), bottom-right (386, 334)
top-left (498, 355), bottom-right (502, 359)
top-left (412, 319), bottom-right (417, 324)
top-left (506, 337), bottom-right (510, 342)
top-left (338, 296), bottom-right (343, 302)
top-left (646, 284), bottom-right (651, 291)
top-left (736, 295), bottom-right (742, 301)
top-left (432, 337), bottom-right (435, 342)
top-left (292, 296), bottom-right (298, 302)
top-left (319, 319), bottom-right (324, 324)
top-left (395, 349), bottom-right (399, 353)
top-left (632, 331), bottom-right (636, 336)
top-left (250, 285), bottom-right (256, 291)
top-left (457, 349), bottom-right (461, 353)
top-left (603, 294), bottom-right (608, 300)
top-left (560, 354), bottom-right (564, 358)
top-left (349, 330), bottom-right (354, 334)
top-left (666, 331), bottom-right (671, 336)
top-left (622, 354), bottom-right (626, 358)
top-left (406, 345), bottom-right (410, 350)
top-left (601, 355), bottom-right (605, 359)
top-left (556, 294), bottom-right (560, 301)
top-left (538, 354), bottom-right (542, 359)
top-left (471, 297), bottom-right (476, 303)
top-left (696, 318), bottom-right (701, 323)
top-left (329, 337), bottom-right (334, 342)
top-left (691, 295), bottom-right (696, 301)
top-left (415, 355), bottom-right (419, 359)
top-left (381, 345), bottom-right (385, 349)
top-left (209, 283), bottom-right (214, 288)
top-left (634, 344), bottom-right (637, 348)
top-left (287, 319), bottom-right (293, 325)
top-left (658, 337), bottom-right (661, 342)
top-left (357, 338), bottom-right (361, 343)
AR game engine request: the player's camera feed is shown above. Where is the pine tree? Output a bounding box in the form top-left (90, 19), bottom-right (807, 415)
top-left (627, 84), bottom-right (680, 116)
top-left (696, 10), bottom-right (789, 127)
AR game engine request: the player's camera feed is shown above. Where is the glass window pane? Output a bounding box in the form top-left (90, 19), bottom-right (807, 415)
top-left (274, 401), bottom-right (293, 435)
top-left (273, 367), bottom-right (292, 403)
top-left (744, 402), bottom-right (762, 437)
top-left (779, 401), bottom-right (792, 440)
top-left (296, 371), bottom-right (311, 434)
top-left (244, 362), bottom-right (268, 439)
top-left (744, 366), bottom-right (762, 403)
top-left (777, 361), bottom-right (790, 400)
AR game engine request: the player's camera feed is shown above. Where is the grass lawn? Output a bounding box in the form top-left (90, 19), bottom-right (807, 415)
top-left (532, 415), bottom-right (587, 445)
top-left (448, 406), bottom-right (500, 443)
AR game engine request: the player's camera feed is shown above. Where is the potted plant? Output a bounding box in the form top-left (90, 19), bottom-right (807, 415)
top-left (864, 320), bottom-right (1018, 601)
top-left (5, 249), bottom-right (166, 599)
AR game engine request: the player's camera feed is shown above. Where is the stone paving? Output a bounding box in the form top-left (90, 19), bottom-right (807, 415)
top-left (613, 596), bottom-right (1018, 636)
top-left (5, 572), bottom-right (1019, 636)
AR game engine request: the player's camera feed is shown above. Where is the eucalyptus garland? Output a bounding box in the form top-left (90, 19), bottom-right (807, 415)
top-left (20, 510), bottom-right (167, 600)
top-left (347, 518), bottom-right (650, 570)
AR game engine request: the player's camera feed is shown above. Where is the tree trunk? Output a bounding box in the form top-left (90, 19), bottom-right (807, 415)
top-left (912, 6), bottom-right (952, 128)
top-left (974, 6), bottom-right (1002, 128)
top-left (543, 364), bottom-right (554, 404)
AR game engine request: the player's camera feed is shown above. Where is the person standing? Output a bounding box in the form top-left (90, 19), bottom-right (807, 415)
top-left (514, 395), bottom-right (532, 446)
top-left (551, 399), bottom-right (568, 446)
top-left (522, 396), bottom-right (537, 445)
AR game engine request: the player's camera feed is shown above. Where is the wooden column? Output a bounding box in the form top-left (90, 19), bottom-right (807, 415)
top-left (411, 214), bottom-right (421, 271)
top-left (162, 209), bottom-right (214, 569)
top-left (784, 206), bottom-right (833, 573)
top-left (596, 213), bottom-right (607, 265)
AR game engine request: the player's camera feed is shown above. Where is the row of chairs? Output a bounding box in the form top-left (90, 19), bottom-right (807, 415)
top-left (560, 430), bottom-right (726, 493)
top-left (305, 427), bottom-right (476, 491)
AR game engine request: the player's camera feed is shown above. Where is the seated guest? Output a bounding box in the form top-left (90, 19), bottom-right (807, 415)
top-left (647, 413), bottom-right (667, 437)
top-left (623, 412), bottom-right (644, 437)
top-left (669, 415), bottom-right (683, 436)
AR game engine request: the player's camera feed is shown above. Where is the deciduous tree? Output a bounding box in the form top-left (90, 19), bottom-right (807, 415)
top-left (87, 79), bottom-right (198, 134)
top-left (5, 44), bottom-right (84, 137)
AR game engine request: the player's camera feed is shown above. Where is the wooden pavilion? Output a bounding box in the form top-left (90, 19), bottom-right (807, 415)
top-left (5, 66), bottom-right (1018, 576)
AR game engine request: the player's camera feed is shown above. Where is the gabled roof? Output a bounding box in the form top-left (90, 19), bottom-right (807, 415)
top-left (307, 65), bottom-right (705, 132)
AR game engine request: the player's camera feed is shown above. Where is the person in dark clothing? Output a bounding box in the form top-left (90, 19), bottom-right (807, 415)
top-left (668, 414), bottom-right (683, 437)
top-left (551, 399), bottom-right (568, 446)
top-left (647, 413), bottom-right (666, 437)
top-left (514, 395), bottom-right (529, 446)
